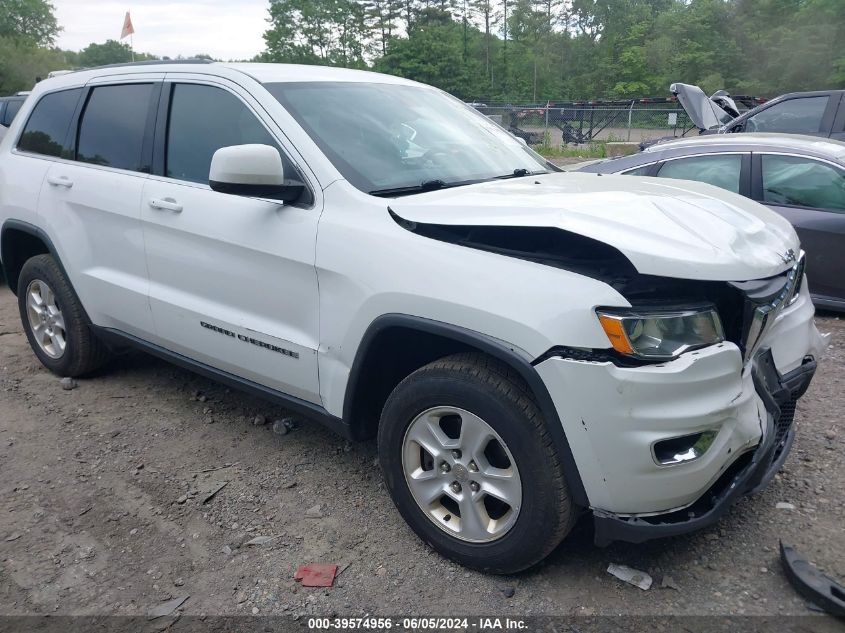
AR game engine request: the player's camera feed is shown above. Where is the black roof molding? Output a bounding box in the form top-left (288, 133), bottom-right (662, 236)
top-left (74, 59), bottom-right (215, 73)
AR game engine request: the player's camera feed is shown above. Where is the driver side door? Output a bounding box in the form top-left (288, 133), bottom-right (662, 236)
top-left (141, 78), bottom-right (322, 404)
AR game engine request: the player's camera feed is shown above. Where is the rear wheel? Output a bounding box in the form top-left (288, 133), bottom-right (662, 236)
top-left (17, 254), bottom-right (110, 377)
top-left (378, 353), bottom-right (575, 573)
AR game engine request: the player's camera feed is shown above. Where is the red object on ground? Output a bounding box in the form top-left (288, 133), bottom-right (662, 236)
top-left (294, 563), bottom-right (338, 587)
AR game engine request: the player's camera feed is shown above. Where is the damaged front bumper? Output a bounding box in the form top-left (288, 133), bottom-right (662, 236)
top-left (534, 282), bottom-right (825, 545)
top-left (592, 350), bottom-right (816, 545)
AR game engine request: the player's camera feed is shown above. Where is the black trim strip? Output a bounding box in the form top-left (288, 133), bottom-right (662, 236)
top-left (94, 327), bottom-right (352, 439)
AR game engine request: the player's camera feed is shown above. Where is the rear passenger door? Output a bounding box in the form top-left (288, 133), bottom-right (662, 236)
top-left (753, 153), bottom-right (845, 304)
top-left (140, 77), bottom-right (321, 403)
top-left (36, 76), bottom-right (161, 337)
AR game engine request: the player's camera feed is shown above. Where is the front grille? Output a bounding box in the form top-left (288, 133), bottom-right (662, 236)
top-left (773, 396), bottom-right (797, 461)
top-left (731, 252), bottom-right (806, 362)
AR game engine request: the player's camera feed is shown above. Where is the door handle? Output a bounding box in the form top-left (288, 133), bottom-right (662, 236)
top-left (148, 197), bottom-right (183, 213)
top-left (46, 175), bottom-right (73, 188)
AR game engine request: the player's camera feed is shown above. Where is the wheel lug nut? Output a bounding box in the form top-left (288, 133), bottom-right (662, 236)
top-left (470, 481), bottom-right (480, 493)
top-left (450, 482), bottom-right (462, 493)
top-left (439, 462), bottom-right (451, 473)
top-left (468, 461), bottom-right (478, 472)
top-left (451, 450), bottom-right (462, 460)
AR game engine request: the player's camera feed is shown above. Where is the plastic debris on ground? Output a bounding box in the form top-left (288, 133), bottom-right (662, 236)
top-left (295, 563), bottom-right (338, 588)
top-left (607, 563), bottom-right (653, 590)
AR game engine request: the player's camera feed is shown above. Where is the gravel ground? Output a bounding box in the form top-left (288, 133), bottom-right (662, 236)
top-left (0, 286), bottom-right (843, 620)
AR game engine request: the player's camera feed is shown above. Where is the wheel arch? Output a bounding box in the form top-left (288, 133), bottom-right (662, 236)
top-left (343, 314), bottom-right (589, 507)
top-left (1, 220), bottom-right (61, 295)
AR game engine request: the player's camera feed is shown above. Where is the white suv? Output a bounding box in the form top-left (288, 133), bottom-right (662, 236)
top-left (0, 62), bottom-right (826, 573)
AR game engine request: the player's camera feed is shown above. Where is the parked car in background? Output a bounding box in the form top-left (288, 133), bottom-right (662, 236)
top-left (0, 63), bottom-right (825, 572)
top-left (672, 83), bottom-right (845, 140)
top-left (0, 95), bottom-right (27, 143)
top-left (578, 134), bottom-right (845, 311)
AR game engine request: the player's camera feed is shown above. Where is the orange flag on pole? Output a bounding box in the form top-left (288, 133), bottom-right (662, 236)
top-left (120, 12), bottom-right (135, 39)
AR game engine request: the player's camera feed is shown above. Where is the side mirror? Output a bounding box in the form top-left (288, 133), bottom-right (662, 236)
top-left (209, 144), bottom-right (304, 203)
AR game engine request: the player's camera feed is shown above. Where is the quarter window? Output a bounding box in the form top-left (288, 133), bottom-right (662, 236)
top-left (622, 165), bottom-right (653, 176)
top-left (745, 97), bottom-right (828, 134)
top-left (761, 154), bottom-right (845, 212)
top-left (17, 89), bottom-right (82, 158)
top-left (166, 83), bottom-right (287, 184)
top-left (656, 154), bottom-right (743, 193)
top-left (77, 83), bottom-right (154, 171)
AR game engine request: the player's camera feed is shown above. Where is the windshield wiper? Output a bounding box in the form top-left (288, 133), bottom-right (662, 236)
top-left (368, 169), bottom-right (544, 197)
top-left (494, 168), bottom-right (541, 179)
top-left (368, 179), bottom-right (467, 198)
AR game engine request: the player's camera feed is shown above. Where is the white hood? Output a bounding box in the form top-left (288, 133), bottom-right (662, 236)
top-left (389, 172), bottom-right (800, 282)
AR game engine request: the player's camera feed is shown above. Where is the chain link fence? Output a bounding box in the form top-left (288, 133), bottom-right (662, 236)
top-left (474, 103), bottom-right (695, 146)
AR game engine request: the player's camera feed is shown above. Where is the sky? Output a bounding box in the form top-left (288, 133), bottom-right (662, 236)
top-left (54, 0), bottom-right (270, 61)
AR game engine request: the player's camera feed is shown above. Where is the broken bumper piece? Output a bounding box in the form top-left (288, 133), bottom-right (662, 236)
top-left (593, 350), bottom-right (816, 546)
top-left (780, 541), bottom-right (845, 619)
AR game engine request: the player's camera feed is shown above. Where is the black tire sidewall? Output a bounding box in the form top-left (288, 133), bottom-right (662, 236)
top-left (17, 256), bottom-right (82, 376)
top-left (379, 370), bottom-right (567, 573)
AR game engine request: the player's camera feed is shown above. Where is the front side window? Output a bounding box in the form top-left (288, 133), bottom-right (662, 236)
top-left (656, 154), bottom-right (743, 193)
top-left (77, 83), bottom-right (154, 171)
top-left (264, 81), bottom-right (549, 194)
top-left (744, 97), bottom-right (828, 134)
top-left (166, 83), bottom-right (288, 185)
top-left (17, 89), bottom-right (82, 158)
top-left (761, 154), bottom-right (845, 212)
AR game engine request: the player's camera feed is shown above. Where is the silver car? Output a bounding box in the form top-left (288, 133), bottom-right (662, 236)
top-left (578, 134), bottom-right (845, 311)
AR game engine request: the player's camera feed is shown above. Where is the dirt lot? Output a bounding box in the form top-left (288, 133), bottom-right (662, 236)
top-left (1, 285), bottom-right (843, 621)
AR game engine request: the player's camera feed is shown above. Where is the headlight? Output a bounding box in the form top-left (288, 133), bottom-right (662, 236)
top-left (596, 307), bottom-right (725, 360)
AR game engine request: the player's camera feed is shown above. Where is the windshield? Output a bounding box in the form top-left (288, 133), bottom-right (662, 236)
top-left (264, 81), bottom-right (550, 195)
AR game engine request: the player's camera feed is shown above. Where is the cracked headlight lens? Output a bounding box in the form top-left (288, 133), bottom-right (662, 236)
top-left (596, 307), bottom-right (725, 360)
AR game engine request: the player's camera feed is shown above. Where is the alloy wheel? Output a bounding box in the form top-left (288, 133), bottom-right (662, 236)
top-left (25, 279), bottom-right (67, 359)
top-left (401, 406), bottom-right (522, 543)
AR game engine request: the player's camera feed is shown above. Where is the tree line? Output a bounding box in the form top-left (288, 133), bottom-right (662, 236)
top-left (2, 0), bottom-right (844, 101)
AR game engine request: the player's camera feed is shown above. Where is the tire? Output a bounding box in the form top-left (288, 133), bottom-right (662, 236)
top-left (378, 352), bottom-right (575, 573)
top-left (17, 254), bottom-right (110, 377)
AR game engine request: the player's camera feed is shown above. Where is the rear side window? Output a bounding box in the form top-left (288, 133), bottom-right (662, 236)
top-left (77, 84), bottom-right (154, 171)
top-left (761, 154), bottom-right (845, 212)
top-left (4, 99), bottom-right (23, 125)
top-left (2, 99), bottom-right (24, 126)
top-left (656, 154), bottom-right (743, 193)
top-left (745, 97), bottom-right (829, 134)
top-left (165, 83), bottom-right (286, 184)
top-left (17, 89), bottom-right (82, 158)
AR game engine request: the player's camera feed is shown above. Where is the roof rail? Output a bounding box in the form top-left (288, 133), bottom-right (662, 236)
top-left (75, 59), bottom-right (215, 73)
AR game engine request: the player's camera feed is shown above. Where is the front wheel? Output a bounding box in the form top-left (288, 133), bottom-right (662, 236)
top-left (378, 353), bottom-right (575, 573)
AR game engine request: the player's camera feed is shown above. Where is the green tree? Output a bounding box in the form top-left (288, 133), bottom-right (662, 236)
top-left (376, 9), bottom-right (485, 97)
top-left (78, 40), bottom-right (137, 67)
top-left (0, 0), bottom-right (60, 46)
top-left (264, 0), bottom-right (369, 66)
top-left (0, 38), bottom-right (77, 94)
